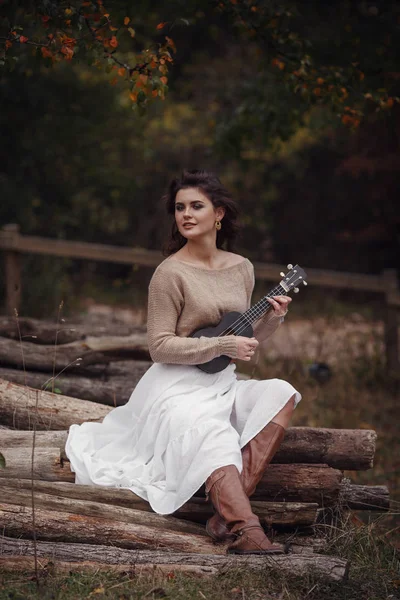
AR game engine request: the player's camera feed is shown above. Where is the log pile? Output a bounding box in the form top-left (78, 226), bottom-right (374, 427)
top-left (0, 317), bottom-right (391, 582)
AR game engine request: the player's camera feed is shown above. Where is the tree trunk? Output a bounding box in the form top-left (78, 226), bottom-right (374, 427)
top-left (0, 503), bottom-right (222, 555)
top-left (0, 446), bottom-right (342, 505)
top-left (249, 464), bottom-right (343, 505)
top-left (0, 447), bottom-right (73, 482)
top-left (0, 556), bottom-right (218, 577)
top-left (0, 537), bottom-right (350, 582)
top-left (0, 334), bottom-right (150, 372)
top-left (0, 316), bottom-right (146, 345)
top-left (0, 485), bottom-right (207, 537)
top-left (340, 479), bottom-right (390, 510)
top-left (1, 479), bottom-right (319, 528)
top-left (0, 426), bottom-right (377, 471)
top-left (0, 378), bottom-right (108, 429)
top-left (274, 426), bottom-right (376, 470)
top-left (0, 365), bottom-right (150, 407)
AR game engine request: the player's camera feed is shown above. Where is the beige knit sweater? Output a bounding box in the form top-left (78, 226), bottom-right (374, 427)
top-left (147, 257), bottom-right (282, 365)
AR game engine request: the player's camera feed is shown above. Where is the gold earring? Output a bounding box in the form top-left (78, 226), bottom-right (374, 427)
top-left (215, 220), bottom-right (222, 231)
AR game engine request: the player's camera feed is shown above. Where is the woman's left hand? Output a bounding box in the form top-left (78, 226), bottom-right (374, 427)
top-left (267, 295), bottom-right (292, 318)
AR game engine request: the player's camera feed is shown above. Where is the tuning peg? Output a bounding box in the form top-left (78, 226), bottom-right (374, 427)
top-left (287, 264), bottom-right (293, 270)
top-left (280, 272), bottom-right (285, 277)
top-left (293, 287), bottom-right (299, 293)
top-left (303, 281), bottom-right (308, 286)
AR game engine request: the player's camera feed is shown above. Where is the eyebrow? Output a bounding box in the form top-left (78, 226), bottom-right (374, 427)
top-left (175, 199), bottom-right (205, 205)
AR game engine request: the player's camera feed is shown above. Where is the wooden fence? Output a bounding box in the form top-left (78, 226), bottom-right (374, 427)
top-left (1, 223), bottom-right (399, 374)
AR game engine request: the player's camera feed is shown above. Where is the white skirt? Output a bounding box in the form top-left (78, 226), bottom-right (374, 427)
top-left (66, 363), bottom-right (301, 515)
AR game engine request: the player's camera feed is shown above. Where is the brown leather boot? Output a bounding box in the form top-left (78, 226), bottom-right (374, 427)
top-left (206, 422), bottom-right (285, 543)
top-left (205, 464), bottom-right (285, 555)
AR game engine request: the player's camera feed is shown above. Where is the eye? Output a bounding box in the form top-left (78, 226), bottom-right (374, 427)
top-left (193, 203), bottom-right (204, 210)
top-left (175, 205), bottom-right (183, 211)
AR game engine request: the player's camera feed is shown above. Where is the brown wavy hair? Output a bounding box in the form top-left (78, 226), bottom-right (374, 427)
top-left (163, 169), bottom-right (240, 256)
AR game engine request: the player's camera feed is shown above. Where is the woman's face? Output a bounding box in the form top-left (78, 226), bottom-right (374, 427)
top-left (175, 188), bottom-right (224, 241)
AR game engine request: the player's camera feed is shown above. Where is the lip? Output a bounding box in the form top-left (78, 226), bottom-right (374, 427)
top-left (183, 223), bottom-right (196, 228)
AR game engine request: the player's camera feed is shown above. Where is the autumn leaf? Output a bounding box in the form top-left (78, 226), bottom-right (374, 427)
top-left (88, 587), bottom-right (105, 597)
top-left (118, 67), bottom-right (125, 77)
top-left (41, 15), bottom-right (50, 23)
top-left (109, 36), bottom-right (118, 48)
top-left (61, 45), bottom-right (74, 59)
top-left (160, 76), bottom-right (168, 85)
top-left (165, 36), bottom-right (176, 51)
top-left (124, 17), bottom-right (130, 25)
top-left (152, 90), bottom-right (158, 97)
top-left (129, 91), bottom-right (138, 102)
top-left (41, 46), bottom-right (52, 58)
top-left (19, 36), bottom-right (29, 43)
top-left (157, 22), bottom-right (167, 30)
top-left (5, 40), bottom-right (12, 49)
top-left (139, 74), bottom-right (148, 84)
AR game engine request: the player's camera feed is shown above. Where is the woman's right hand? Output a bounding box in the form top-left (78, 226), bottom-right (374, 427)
top-left (235, 336), bottom-right (259, 361)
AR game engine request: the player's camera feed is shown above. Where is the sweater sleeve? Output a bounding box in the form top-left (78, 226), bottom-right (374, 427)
top-left (147, 266), bottom-right (238, 365)
top-left (245, 261), bottom-right (283, 343)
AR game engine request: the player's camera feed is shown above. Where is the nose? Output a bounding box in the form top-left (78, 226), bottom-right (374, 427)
top-left (183, 206), bottom-right (192, 218)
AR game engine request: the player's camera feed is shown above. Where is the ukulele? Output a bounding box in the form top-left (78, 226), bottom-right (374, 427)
top-left (191, 264), bottom-right (308, 374)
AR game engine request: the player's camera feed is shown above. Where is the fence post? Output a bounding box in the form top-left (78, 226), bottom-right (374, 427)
top-left (2, 224), bottom-right (22, 316)
top-left (383, 268), bottom-right (399, 376)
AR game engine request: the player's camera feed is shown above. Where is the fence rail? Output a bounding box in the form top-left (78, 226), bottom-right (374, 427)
top-left (1, 223), bottom-right (399, 374)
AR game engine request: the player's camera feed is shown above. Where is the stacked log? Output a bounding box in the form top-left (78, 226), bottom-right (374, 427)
top-left (0, 317), bottom-right (391, 582)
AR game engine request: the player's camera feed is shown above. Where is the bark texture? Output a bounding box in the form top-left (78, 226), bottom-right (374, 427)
top-left (0, 379), bottom-right (108, 429)
top-left (0, 485), bottom-right (207, 536)
top-left (0, 537), bottom-right (349, 582)
top-left (0, 364), bottom-right (150, 407)
top-left (1, 479), bottom-right (319, 528)
top-left (0, 316), bottom-right (146, 345)
top-left (0, 334), bottom-right (150, 372)
top-left (0, 426), bottom-right (377, 471)
top-left (0, 503), bottom-right (222, 555)
top-left (0, 556), bottom-right (218, 577)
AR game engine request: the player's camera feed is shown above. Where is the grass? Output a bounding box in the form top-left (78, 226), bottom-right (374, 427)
top-left (1, 304), bottom-right (399, 599)
top-left (1, 528), bottom-right (399, 600)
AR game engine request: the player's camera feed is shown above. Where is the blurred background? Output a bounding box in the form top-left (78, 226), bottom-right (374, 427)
top-left (0, 0), bottom-right (399, 549)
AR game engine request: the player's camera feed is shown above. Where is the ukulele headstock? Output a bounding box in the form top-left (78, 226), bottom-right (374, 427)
top-left (279, 264), bottom-right (308, 294)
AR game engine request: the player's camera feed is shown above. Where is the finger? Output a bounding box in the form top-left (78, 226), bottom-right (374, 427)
top-left (267, 298), bottom-right (282, 311)
top-left (266, 298), bottom-right (279, 309)
top-left (272, 296), bottom-right (292, 304)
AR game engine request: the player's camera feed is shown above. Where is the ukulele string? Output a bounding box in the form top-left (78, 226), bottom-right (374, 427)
top-left (218, 284), bottom-right (285, 337)
top-left (217, 284), bottom-right (287, 338)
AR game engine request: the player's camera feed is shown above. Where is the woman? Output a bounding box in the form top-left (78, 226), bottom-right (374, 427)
top-left (66, 169), bottom-right (301, 556)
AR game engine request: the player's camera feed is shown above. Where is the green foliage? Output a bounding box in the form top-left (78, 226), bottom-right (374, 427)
top-left (216, 0), bottom-right (400, 126)
top-left (0, 0), bottom-right (178, 110)
top-left (0, 0), bottom-right (399, 317)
